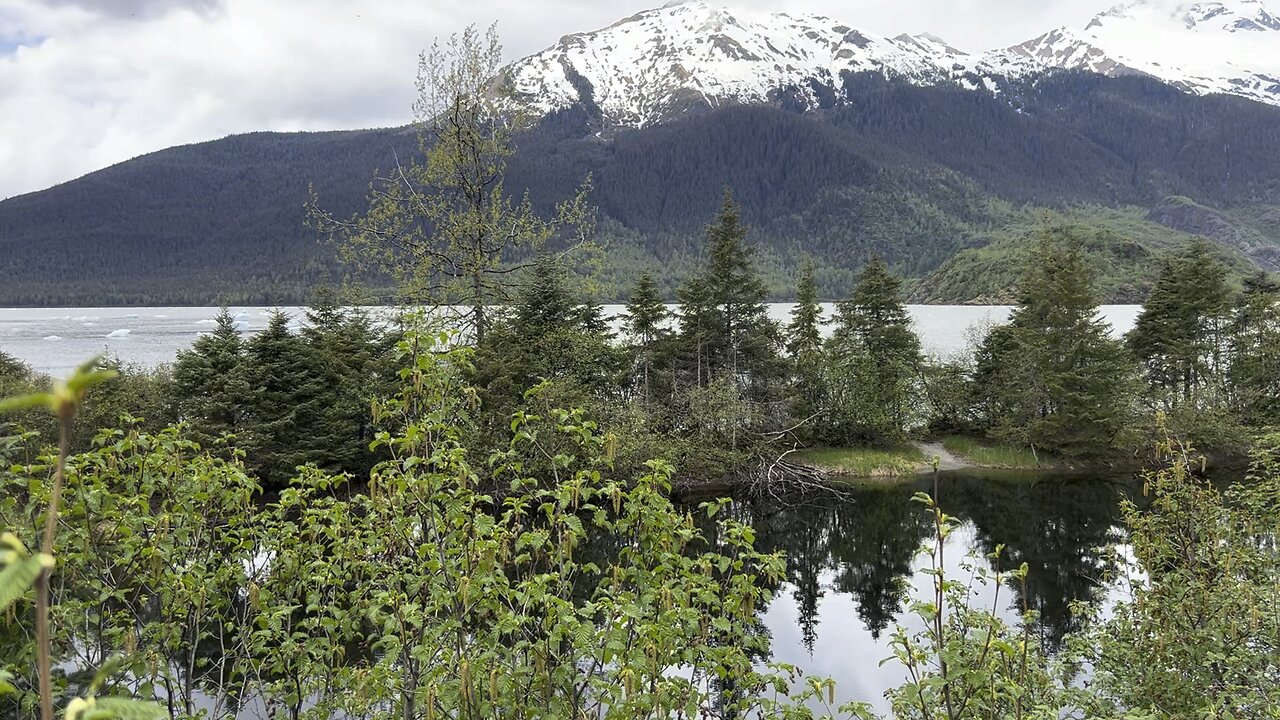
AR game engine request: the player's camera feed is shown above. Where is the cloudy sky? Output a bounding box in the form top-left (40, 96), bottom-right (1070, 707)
top-left (0, 0), bottom-right (1124, 199)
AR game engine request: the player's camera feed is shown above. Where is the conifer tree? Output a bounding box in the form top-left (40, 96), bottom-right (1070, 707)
top-left (1228, 271), bottom-right (1280, 426)
top-left (171, 307), bottom-right (248, 448)
top-left (476, 254), bottom-right (619, 412)
top-left (242, 311), bottom-right (327, 484)
top-left (825, 257), bottom-right (922, 444)
top-left (301, 300), bottom-right (393, 476)
top-left (1127, 237), bottom-right (1233, 406)
top-left (676, 189), bottom-right (780, 389)
top-left (624, 272), bottom-right (671, 408)
top-left (786, 262), bottom-right (823, 358)
top-left (973, 226), bottom-right (1136, 457)
top-left (785, 262), bottom-right (825, 435)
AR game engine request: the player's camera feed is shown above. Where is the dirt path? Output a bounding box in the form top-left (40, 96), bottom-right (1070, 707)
top-left (913, 441), bottom-right (972, 473)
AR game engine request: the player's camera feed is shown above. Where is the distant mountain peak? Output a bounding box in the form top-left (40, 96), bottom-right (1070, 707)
top-left (501, 0), bottom-right (1280, 128)
top-left (503, 1), bottom-right (966, 126)
top-left (982, 0), bottom-right (1280, 105)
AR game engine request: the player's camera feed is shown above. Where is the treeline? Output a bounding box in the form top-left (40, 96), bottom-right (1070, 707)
top-left (5, 201), bottom-right (1278, 486)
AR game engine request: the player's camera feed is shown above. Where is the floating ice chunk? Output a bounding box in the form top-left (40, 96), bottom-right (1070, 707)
top-left (82, 322), bottom-right (98, 327)
top-left (196, 319), bottom-right (217, 325)
top-left (125, 314), bottom-right (139, 319)
top-left (106, 329), bottom-right (131, 338)
top-left (43, 335), bottom-right (61, 341)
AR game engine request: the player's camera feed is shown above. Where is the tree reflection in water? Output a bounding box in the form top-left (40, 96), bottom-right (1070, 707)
top-left (715, 470), bottom-right (1139, 665)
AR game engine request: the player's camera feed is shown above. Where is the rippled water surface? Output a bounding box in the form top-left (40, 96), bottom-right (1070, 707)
top-left (0, 304), bottom-right (1142, 375)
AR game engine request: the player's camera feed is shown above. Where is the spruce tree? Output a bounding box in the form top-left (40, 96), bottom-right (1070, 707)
top-left (242, 311), bottom-right (327, 484)
top-left (625, 272), bottom-right (669, 347)
top-left (624, 272), bottom-right (671, 409)
top-left (974, 226), bottom-right (1136, 457)
top-left (676, 189), bottom-right (779, 389)
top-left (171, 307), bottom-right (248, 448)
top-left (786, 261), bottom-right (823, 358)
top-left (825, 257), bottom-right (922, 444)
top-left (301, 300), bottom-right (393, 476)
top-left (785, 262), bottom-right (825, 436)
top-left (1127, 237), bottom-right (1233, 406)
top-left (1229, 271), bottom-right (1280, 427)
top-left (476, 254), bottom-right (619, 412)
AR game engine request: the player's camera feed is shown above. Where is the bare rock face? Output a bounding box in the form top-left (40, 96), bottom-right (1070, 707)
top-left (1148, 196), bottom-right (1280, 271)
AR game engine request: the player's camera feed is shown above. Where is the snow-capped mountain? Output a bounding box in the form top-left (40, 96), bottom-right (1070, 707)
top-left (503, 0), bottom-right (966, 126)
top-left (980, 0), bottom-right (1280, 105)
top-left (501, 0), bottom-right (1280, 127)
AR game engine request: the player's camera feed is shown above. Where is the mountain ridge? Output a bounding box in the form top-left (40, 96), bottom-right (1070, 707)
top-left (2, 3), bottom-right (1280, 306)
top-left (501, 0), bottom-right (1280, 125)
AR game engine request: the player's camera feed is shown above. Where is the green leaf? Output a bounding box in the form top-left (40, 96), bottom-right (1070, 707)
top-left (80, 697), bottom-right (167, 720)
top-left (0, 553), bottom-right (53, 611)
top-left (0, 393), bottom-right (55, 414)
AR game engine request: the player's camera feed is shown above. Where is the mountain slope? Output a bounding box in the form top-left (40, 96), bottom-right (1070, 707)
top-left (504, 0), bottom-right (964, 126)
top-left (4, 1), bottom-right (1280, 306)
top-left (978, 1), bottom-right (1280, 106)
top-left (501, 0), bottom-right (1280, 126)
top-left (2, 72), bottom-right (1279, 306)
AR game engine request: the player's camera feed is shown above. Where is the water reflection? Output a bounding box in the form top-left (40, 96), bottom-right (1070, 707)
top-left (718, 470), bottom-right (1143, 710)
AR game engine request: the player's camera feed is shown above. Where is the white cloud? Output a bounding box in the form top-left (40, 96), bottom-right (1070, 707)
top-left (0, 0), bottom-right (1115, 199)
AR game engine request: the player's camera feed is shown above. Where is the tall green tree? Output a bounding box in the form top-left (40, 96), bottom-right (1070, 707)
top-left (824, 257), bottom-right (922, 445)
top-left (171, 307), bottom-right (248, 448)
top-left (474, 254), bottom-right (620, 415)
top-left (623, 272), bottom-right (671, 409)
top-left (1228, 271), bottom-right (1280, 427)
top-left (785, 262), bottom-right (825, 435)
top-left (301, 301), bottom-right (395, 475)
top-left (1127, 237), bottom-right (1233, 407)
top-left (971, 225), bottom-right (1137, 457)
top-left (785, 262), bottom-right (822, 358)
top-left (310, 24), bottom-right (593, 345)
top-left (676, 190), bottom-right (780, 391)
top-left (241, 312), bottom-right (328, 484)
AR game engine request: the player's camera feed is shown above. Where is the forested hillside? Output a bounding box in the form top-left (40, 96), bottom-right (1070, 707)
top-left (2, 71), bottom-right (1279, 306)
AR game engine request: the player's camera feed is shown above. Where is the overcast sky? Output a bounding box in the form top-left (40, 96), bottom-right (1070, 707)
top-left (0, 0), bottom-right (1123, 199)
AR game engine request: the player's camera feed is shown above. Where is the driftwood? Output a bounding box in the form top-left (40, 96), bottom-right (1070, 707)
top-left (741, 413), bottom-right (850, 502)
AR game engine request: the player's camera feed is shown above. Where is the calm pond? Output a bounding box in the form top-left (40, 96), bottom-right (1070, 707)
top-left (705, 470), bottom-right (1140, 714)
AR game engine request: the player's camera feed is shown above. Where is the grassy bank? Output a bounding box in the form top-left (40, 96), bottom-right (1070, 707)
top-left (792, 445), bottom-right (926, 478)
top-left (941, 435), bottom-right (1049, 469)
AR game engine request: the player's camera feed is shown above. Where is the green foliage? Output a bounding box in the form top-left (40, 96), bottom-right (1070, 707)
top-left (786, 262), bottom-right (826, 438)
top-left (786, 261), bottom-right (823, 358)
top-left (677, 190), bottom-right (782, 389)
top-left (1229, 271), bottom-right (1280, 427)
top-left (883, 488), bottom-right (1090, 720)
top-left (171, 307), bottom-right (247, 446)
top-left (473, 254), bottom-right (623, 428)
top-left (969, 225), bottom-right (1139, 457)
top-left (1, 358), bottom-right (165, 720)
top-left (1128, 237), bottom-right (1233, 403)
top-left (310, 24), bottom-right (593, 343)
top-left (791, 445), bottom-right (924, 478)
top-left (1085, 431), bottom-right (1280, 717)
top-left (823, 257), bottom-right (923, 446)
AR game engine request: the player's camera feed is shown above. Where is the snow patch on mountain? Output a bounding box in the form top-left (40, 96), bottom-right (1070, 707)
top-left (504, 0), bottom-right (967, 126)
top-left (979, 0), bottom-right (1280, 105)
top-left (500, 0), bottom-right (1280, 127)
